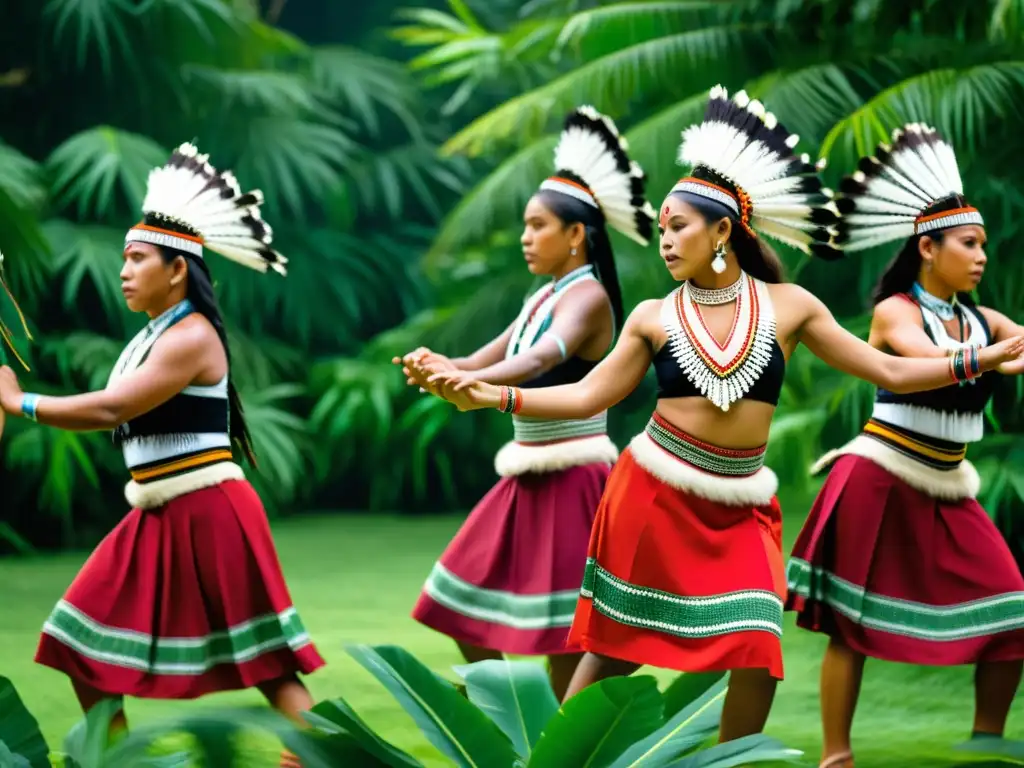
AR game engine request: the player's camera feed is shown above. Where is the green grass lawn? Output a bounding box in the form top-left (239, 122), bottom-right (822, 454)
top-left (2, 507), bottom-right (1023, 767)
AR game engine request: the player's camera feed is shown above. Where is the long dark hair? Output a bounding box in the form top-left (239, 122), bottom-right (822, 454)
top-left (671, 192), bottom-right (785, 284)
top-left (159, 245), bottom-right (258, 466)
top-left (533, 189), bottom-right (625, 331)
top-left (871, 194), bottom-right (975, 306)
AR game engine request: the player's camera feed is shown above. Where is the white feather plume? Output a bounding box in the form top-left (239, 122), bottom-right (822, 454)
top-left (548, 106), bottom-right (654, 246)
top-left (675, 85), bottom-right (840, 259)
top-left (836, 123), bottom-right (977, 253)
top-left (136, 143), bottom-right (287, 275)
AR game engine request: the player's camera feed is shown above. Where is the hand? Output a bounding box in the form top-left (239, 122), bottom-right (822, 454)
top-left (0, 365), bottom-right (24, 414)
top-left (978, 336), bottom-right (1024, 372)
top-left (997, 357), bottom-right (1024, 376)
top-left (425, 369), bottom-right (501, 412)
top-left (392, 347), bottom-right (455, 389)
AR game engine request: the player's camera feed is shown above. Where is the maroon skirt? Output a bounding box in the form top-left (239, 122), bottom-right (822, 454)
top-left (35, 479), bottom-right (325, 699)
top-left (412, 463), bottom-right (608, 655)
top-left (787, 454), bottom-right (1024, 665)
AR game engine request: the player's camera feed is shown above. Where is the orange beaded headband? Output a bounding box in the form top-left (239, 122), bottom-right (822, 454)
top-left (671, 175), bottom-right (756, 238)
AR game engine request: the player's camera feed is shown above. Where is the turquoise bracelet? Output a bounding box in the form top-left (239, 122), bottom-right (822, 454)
top-left (21, 392), bottom-right (40, 422)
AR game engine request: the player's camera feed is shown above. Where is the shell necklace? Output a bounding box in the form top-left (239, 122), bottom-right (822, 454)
top-left (661, 272), bottom-right (776, 411)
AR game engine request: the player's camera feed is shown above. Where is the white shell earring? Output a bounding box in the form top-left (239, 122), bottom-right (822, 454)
top-left (711, 241), bottom-right (727, 274)
top-left (570, 247), bottom-right (578, 256)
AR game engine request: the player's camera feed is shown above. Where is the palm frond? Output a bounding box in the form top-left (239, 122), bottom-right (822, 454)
top-left (136, 0), bottom-right (241, 43)
top-left (309, 46), bottom-right (423, 138)
top-left (211, 226), bottom-right (422, 352)
top-left (989, 0), bottom-right (1024, 40)
top-left (350, 141), bottom-right (470, 221)
top-left (180, 66), bottom-right (323, 116)
top-left (44, 127), bottom-right (169, 222)
top-left (427, 135), bottom-right (557, 260)
top-left (819, 61), bottom-right (1024, 168)
top-left (239, 382), bottom-right (310, 504)
top-left (39, 331), bottom-right (123, 391)
top-left (231, 118), bottom-right (357, 219)
top-left (44, 0), bottom-right (135, 79)
top-left (0, 142), bottom-right (48, 211)
top-left (393, 6), bottom-right (562, 117)
top-left (0, 190), bottom-right (52, 304)
top-left (4, 426), bottom-right (105, 543)
top-left (441, 23), bottom-right (770, 156)
top-left (555, 1), bottom-right (730, 56)
top-left (616, 90), bottom-right (709, 204)
top-left (744, 63), bottom-right (865, 150)
top-left (45, 220), bottom-right (134, 335)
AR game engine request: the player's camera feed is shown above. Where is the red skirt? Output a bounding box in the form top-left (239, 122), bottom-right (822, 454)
top-left (412, 463), bottom-right (608, 655)
top-left (568, 446), bottom-right (786, 679)
top-left (35, 480), bottom-right (325, 699)
top-left (787, 454), bottom-right (1024, 665)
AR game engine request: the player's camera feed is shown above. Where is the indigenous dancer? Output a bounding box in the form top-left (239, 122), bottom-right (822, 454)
top-left (0, 248), bottom-right (32, 441)
top-left (404, 87), bottom-right (1024, 740)
top-left (785, 125), bottom-right (1024, 768)
top-left (398, 106), bottom-right (654, 699)
top-left (0, 145), bottom-right (324, 753)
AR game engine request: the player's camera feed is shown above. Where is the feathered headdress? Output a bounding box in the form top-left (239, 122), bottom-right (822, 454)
top-left (834, 123), bottom-right (983, 252)
top-left (124, 143), bottom-right (287, 275)
top-left (539, 106), bottom-right (655, 246)
top-left (671, 84), bottom-right (841, 260)
top-left (0, 250), bottom-right (32, 370)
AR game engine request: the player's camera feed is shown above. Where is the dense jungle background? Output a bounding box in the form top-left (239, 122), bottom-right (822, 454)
top-left (1, 0), bottom-right (1022, 554)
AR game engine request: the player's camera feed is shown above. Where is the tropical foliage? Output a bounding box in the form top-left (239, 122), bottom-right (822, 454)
top-left (0, 648), bottom-right (807, 767)
top-left (2, 0), bottom-right (1023, 553)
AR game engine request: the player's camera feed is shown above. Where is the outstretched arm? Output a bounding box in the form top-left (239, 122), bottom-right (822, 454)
top-left (0, 320), bottom-right (218, 431)
top-left (797, 288), bottom-right (1024, 392)
top-left (412, 300), bottom-right (657, 419)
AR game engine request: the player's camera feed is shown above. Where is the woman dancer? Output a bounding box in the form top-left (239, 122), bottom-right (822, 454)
top-left (405, 87), bottom-right (1024, 740)
top-left (0, 144), bottom-right (324, 750)
top-left (785, 124), bottom-right (1024, 768)
top-left (399, 106), bottom-right (654, 698)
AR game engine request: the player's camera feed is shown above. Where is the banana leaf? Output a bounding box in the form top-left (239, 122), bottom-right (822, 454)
top-left (667, 734), bottom-right (802, 767)
top-left (608, 677), bottom-right (727, 768)
top-left (306, 696), bottom-right (423, 766)
top-left (346, 644), bottom-right (518, 768)
top-left (0, 677), bottom-right (49, 768)
top-left (452, 658), bottom-right (559, 759)
top-left (528, 675), bottom-right (664, 767)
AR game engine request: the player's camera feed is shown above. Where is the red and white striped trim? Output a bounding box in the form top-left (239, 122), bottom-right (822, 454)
top-left (914, 206), bottom-right (984, 235)
top-left (125, 224), bottom-right (204, 257)
top-left (539, 176), bottom-right (599, 208)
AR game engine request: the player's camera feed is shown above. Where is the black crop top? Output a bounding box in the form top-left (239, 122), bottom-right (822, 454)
top-left (652, 337), bottom-right (786, 405)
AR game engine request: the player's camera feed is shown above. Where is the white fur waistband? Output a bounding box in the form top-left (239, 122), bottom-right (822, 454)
top-left (810, 435), bottom-right (979, 501)
top-left (628, 433), bottom-right (778, 507)
top-left (494, 435), bottom-right (619, 477)
top-left (125, 462), bottom-right (246, 509)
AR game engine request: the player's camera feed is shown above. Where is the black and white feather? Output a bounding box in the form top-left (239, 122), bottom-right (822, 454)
top-left (834, 123), bottom-right (982, 252)
top-left (130, 143), bottom-right (287, 275)
top-left (675, 85), bottom-right (841, 260)
top-left (541, 106), bottom-right (655, 246)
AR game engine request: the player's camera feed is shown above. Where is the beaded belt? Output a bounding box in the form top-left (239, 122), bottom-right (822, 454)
top-left (128, 448), bottom-right (235, 484)
top-left (644, 413), bottom-right (765, 477)
top-left (862, 418), bottom-right (966, 471)
top-left (512, 412), bottom-right (608, 445)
